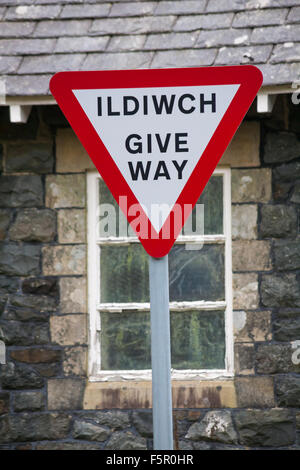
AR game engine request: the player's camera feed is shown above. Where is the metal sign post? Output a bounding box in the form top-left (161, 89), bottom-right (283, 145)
top-left (149, 255), bottom-right (173, 450)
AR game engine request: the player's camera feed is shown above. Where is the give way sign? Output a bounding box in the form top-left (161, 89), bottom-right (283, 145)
top-left (50, 66), bottom-right (263, 257)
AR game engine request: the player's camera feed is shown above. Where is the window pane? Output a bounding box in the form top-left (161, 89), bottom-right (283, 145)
top-left (100, 244), bottom-right (149, 303)
top-left (184, 175), bottom-right (223, 235)
top-left (100, 310), bottom-right (225, 371)
top-left (100, 311), bottom-right (151, 370)
top-left (171, 310), bottom-right (225, 369)
top-left (169, 244), bottom-right (225, 302)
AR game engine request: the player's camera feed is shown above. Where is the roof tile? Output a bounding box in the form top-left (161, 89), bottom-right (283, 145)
top-left (18, 53), bottom-right (86, 74)
top-left (0, 21), bottom-right (36, 38)
top-left (257, 62), bottom-right (300, 86)
top-left (0, 55), bottom-right (22, 73)
top-left (287, 7), bottom-right (300, 24)
top-left (151, 48), bottom-right (217, 68)
top-left (82, 51), bottom-right (153, 70)
top-left (109, 2), bottom-right (156, 17)
top-left (155, 1), bottom-right (206, 15)
top-left (232, 8), bottom-right (288, 28)
top-left (55, 35), bottom-right (109, 53)
top-left (206, 0), bottom-right (300, 12)
top-left (251, 25), bottom-right (300, 44)
top-left (5, 4), bottom-right (61, 20)
top-left (144, 32), bottom-right (198, 50)
top-left (173, 13), bottom-right (234, 32)
top-left (0, 38), bottom-right (56, 55)
top-left (90, 16), bottom-right (176, 35)
top-left (215, 45), bottom-right (273, 65)
top-left (270, 43), bottom-right (300, 64)
top-left (33, 19), bottom-right (91, 37)
top-left (4, 74), bottom-right (52, 96)
top-left (107, 35), bottom-right (146, 52)
top-left (60, 3), bottom-right (111, 19)
top-left (196, 28), bottom-right (251, 48)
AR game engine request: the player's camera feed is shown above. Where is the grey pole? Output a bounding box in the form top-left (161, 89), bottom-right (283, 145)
top-left (149, 255), bottom-right (173, 450)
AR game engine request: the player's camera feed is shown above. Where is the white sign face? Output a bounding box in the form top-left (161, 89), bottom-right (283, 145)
top-left (73, 85), bottom-right (239, 232)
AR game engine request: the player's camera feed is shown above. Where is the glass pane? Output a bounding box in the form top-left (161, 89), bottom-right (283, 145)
top-left (100, 310), bottom-right (225, 370)
top-left (171, 310), bottom-right (225, 369)
top-left (169, 244), bottom-right (225, 302)
top-left (183, 175), bottom-right (223, 235)
top-left (100, 311), bottom-right (151, 370)
top-left (100, 244), bottom-right (149, 303)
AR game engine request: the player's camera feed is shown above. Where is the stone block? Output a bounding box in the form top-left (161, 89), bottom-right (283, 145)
top-left (56, 128), bottom-right (95, 172)
top-left (47, 378), bottom-right (85, 410)
top-left (185, 410), bottom-right (237, 444)
top-left (43, 245), bottom-right (86, 276)
top-left (276, 376), bottom-right (300, 407)
top-left (233, 310), bottom-right (272, 342)
top-left (261, 273), bottom-right (300, 308)
top-left (9, 208), bottom-right (56, 242)
top-left (1, 321), bottom-right (50, 346)
top-left (231, 169), bottom-right (271, 203)
top-left (232, 240), bottom-right (271, 271)
top-left (273, 240), bottom-right (300, 271)
top-left (235, 377), bottom-right (275, 408)
top-left (10, 348), bottom-right (61, 364)
top-left (232, 205), bottom-right (257, 240)
top-left (219, 122), bottom-right (260, 167)
top-left (291, 182), bottom-right (300, 203)
top-left (63, 346), bottom-right (87, 376)
top-left (234, 343), bottom-right (255, 375)
top-left (50, 315), bottom-right (87, 346)
top-left (79, 410), bottom-right (130, 430)
top-left (273, 161), bottom-right (300, 182)
top-left (264, 131), bottom-right (300, 164)
top-left (233, 273), bottom-right (258, 310)
top-left (13, 391), bottom-right (44, 412)
top-left (105, 431), bottom-right (147, 450)
top-left (0, 210), bottom-right (11, 240)
top-left (45, 174), bottom-right (85, 208)
top-left (273, 317), bottom-right (300, 341)
top-left (256, 343), bottom-right (299, 374)
top-left (73, 420), bottom-right (110, 441)
top-left (0, 392), bottom-right (9, 415)
top-left (0, 175), bottom-right (43, 208)
top-left (57, 209), bottom-right (85, 244)
top-left (0, 243), bottom-right (40, 276)
top-left (235, 409), bottom-right (295, 447)
top-left (0, 362), bottom-right (44, 390)
top-left (260, 205), bottom-right (297, 238)
top-left (5, 142), bottom-right (53, 173)
top-left (22, 277), bottom-right (58, 296)
top-left (10, 293), bottom-right (57, 312)
top-left (132, 410), bottom-right (153, 437)
top-left (59, 277), bottom-right (87, 313)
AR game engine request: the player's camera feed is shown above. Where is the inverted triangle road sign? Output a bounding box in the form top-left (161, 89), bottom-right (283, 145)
top-left (50, 66), bottom-right (263, 257)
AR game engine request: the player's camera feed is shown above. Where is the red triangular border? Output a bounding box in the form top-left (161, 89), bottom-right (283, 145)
top-left (50, 66), bottom-right (263, 257)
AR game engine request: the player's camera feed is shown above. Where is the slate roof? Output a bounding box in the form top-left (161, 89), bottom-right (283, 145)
top-left (0, 0), bottom-right (300, 97)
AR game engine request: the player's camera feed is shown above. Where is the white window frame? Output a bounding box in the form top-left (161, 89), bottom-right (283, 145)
top-left (87, 167), bottom-right (233, 382)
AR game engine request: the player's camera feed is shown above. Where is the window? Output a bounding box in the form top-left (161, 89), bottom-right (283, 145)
top-left (87, 168), bottom-right (233, 381)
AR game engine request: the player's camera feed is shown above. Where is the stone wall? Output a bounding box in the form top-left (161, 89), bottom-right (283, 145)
top-left (0, 96), bottom-right (300, 450)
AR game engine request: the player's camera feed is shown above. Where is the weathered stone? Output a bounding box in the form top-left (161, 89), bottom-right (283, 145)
top-left (0, 244), bottom-right (40, 276)
top-left (232, 240), bottom-right (271, 271)
top-left (58, 209), bottom-right (85, 244)
top-left (60, 277), bottom-right (87, 313)
top-left (273, 317), bottom-right (300, 341)
top-left (0, 276), bottom-right (19, 295)
top-left (235, 377), bottom-right (274, 407)
top-left (276, 376), bottom-right (300, 407)
top-left (56, 128), bottom-right (95, 172)
top-left (234, 343), bottom-right (255, 375)
top-left (0, 210), bottom-right (11, 240)
top-left (186, 411), bottom-right (237, 444)
top-left (233, 310), bottom-right (272, 342)
top-left (273, 161), bottom-right (300, 183)
top-left (264, 131), bottom-right (300, 164)
top-left (291, 182), bottom-right (300, 203)
top-left (296, 412), bottom-right (300, 430)
top-left (13, 391), bottom-right (44, 412)
top-left (0, 362), bottom-right (44, 389)
top-left (45, 174), bottom-right (85, 208)
top-left (260, 205), bottom-right (297, 238)
top-left (10, 293), bottom-right (57, 312)
top-left (50, 315), bottom-right (87, 346)
top-left (34, 363), bottom-right (60, 378)
top-left (256, 343), bottom-right (299, 374)
top-left (5, 142), bottom-right (53, 173)
top-left (0, 320), bottom-right (49, 346)
top-left (233, 273), bottom-right (258, 310)
top-left (0, 412), bottom-right (71, 442)
top-left (274, 240), bottom-right (300, 271)
top-left (0, 175), bottom-right (43, 208)
top-left (9, 209), bottom-right (56, 242)
top-left (36, 442), bottom-right (101, 450)
top-left (73, 420), bottom-right (110, 441)
top-left (79, 411), bottom-right (130, 430)
top-left (132, 410), bottom-right (153, 437)
top-left (48, 378), bottom-right (85, 410)
top-left (43, 245), bottom-right (86, 276)
top-left (0, 392), bottom-right (9, 415)
top-left (232, 169), bottom-right (271, 203)
top-left (261, 273), bottom-right (300, 308)
top-left (10, 348), bottom-right (61, 364)
top-left (219, 122), bottom-right (260, 167)
top-left (22, 277), bottom-right (58, 296)
top-left (235, 409), bottom-right (294, 447)
top-left (2, 306), bottom-right (49, 322)
top-left (105, 431), bottom-right (147, 450)
top-left (273, 181), bottom-right (293, 201)
top-left (63, 346), bottom-right (87, 376)
top-left (232, 205), bottom-right (257, 240)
